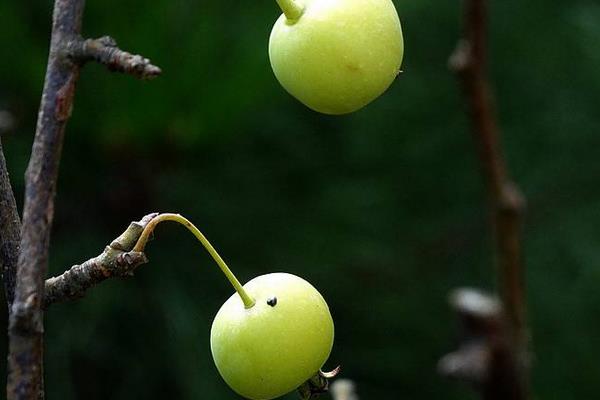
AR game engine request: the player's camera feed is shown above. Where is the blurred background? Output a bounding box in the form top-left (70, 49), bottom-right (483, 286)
top-left (1, 0), bottom-right (600, 398)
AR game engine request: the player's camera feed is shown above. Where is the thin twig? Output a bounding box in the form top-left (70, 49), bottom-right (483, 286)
top-left (67, 36), bottom-right (161, 80)
top-left (0, 137), bottom-right (21, 308)
top-left (445, 0), bottom-right (529, 398)
top-left (43, 213), bottom-right (157, 307)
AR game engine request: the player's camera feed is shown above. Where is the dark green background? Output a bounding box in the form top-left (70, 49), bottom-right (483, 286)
top-left (1, 0), bottom-right (599, 398)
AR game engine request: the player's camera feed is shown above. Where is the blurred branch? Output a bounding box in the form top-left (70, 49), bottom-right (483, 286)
top-left (43, 213), bottom-right (157, 308)
top-left (0, 137), bottom-right (21, 308)
top-left (67, 36), bottom-right (161, 80)
top-left (438, 289), bottom-right (523, 400)
top-left (444, 0), bottom-right (529, 399)
top-left (6, 0), bottom-right (161, 398)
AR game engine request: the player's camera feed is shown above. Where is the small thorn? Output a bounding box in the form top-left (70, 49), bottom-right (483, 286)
top-left (320, 365), bottom-right (341, 379)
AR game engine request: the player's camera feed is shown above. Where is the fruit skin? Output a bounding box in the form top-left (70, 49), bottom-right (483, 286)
top-left (269, 0), bottom-right (404, 115)
top-left (210, 273), bottom-right (334, 400)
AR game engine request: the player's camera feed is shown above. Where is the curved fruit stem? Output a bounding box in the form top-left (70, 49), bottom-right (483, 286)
top-left (133, 213), bottom-right (256, 308)
top-left (276, 0), bottom-right (304, 21)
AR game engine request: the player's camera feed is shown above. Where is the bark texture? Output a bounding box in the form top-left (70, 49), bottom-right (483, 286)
top-left (67, 35), bottom-right (161, 79)
top-left (5, 0), bottom-right (161, 398)
top-left (0, 137), bottom-right (21, 308)
top-left (43, 213), bottom-right (157, 307)
top-left (7, 1), bottom-right (86, 398)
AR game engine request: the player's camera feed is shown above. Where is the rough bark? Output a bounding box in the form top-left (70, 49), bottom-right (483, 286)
top-left (7, 1), bottom-right (86, 398)
top-left (6, 0), bottom-right (161, 398)
top-left (43, 213), bottom-right (157, 307)
top-left (0, 137), bottom-right (21, 308)
top-left (67, 36), bottom-right (161, 80)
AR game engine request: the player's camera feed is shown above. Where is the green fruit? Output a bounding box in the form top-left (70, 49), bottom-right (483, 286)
top-left (269, 0), bottom-right (404, 115)
top-left (132, 214), bottom-right (335, 400)
top-left (211, 273), bottom-right (334, 400)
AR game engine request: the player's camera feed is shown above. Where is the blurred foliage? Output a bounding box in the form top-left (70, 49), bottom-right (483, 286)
top-left (1, 0), bottom-right (600, 399)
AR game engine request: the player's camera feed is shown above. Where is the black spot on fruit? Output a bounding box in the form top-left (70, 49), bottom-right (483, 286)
top-left (267, 297), bottom-right (278, 307)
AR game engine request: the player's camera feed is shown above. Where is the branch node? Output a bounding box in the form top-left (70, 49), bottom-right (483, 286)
top-left (136, 212), bottom-right (160, 227)
top-left (97, 35), bottom-right (117, 47)
top-left (450, 287), bottom-right (502, 321)
top-left (115, 251), bottom-right (147, 275)
top-left (10, 294), bottom-right (43, 335)
top-left (448, 40), bottom-right (473, 73)
top-left (439, 288), bottom-right (525, 399)
top-left (43, 213), bottom-right (158, 307)
top-left (498, 182), bottom-right (526, 215)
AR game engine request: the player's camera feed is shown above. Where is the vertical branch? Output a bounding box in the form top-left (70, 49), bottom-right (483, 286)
top-left (7, 0), bottom-right (86, 398)
top-left (448, 0), bottom-right (529, 398)
top-left (5, 0), bottom-right (158, 396)
top-left (0, 137), bottom-right (22, 307)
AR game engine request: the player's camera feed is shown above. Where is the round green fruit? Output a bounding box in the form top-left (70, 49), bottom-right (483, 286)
top-left (131, 214), bottom-right (335, 400)
top-left (210, 272), bottom-right (334, 400)
top-left (269, 0), bottom-right (404, 115)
